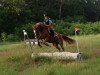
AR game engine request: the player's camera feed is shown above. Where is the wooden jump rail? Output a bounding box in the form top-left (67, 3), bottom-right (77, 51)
top-left (31, 52), bottom-right (82, 60)
top-left (25, 39), bottom-right (38, 45)
top-left (22, 29), bottom-right (82, 60)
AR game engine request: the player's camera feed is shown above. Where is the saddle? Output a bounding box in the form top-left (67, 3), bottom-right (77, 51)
top-left (48, 29), bottom-right (57, 38)
top-left (43, 24), bottom-right (54, 37)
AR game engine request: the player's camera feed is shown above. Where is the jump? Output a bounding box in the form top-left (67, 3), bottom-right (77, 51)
top-left (33, 22), bottom-right (75, 52)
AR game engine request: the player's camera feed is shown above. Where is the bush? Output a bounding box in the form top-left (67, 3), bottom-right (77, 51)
top-left (54, 21), bottom-right (100, 35)
top-left (54, 20), bottom-right (68, 35)
top-left (1, 32), bottom-right (7, 42)
top-left (77, 22), bottom-right (100, 35)
top-left (7, 34), bottom-right (20, 42)
top-left (65, 16), bottom-right (86, 23)
top-left (2, 21), bottom-right (99, 42)
top-left (0, 32), bottom-right (20, 42)
top-left (14, 22), bottom-right (35, 40)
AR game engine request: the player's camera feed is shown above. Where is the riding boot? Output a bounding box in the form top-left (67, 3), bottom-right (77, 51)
top-left (49, 28), bottom-right (54, 37)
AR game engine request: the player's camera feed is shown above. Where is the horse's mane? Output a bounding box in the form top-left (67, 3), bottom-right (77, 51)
top-left (36, 22), bottom-right (44, 25)
top-left (34, 22), bottom-right (49, 29)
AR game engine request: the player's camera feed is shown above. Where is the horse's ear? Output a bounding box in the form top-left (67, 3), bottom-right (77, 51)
top-left (32, 26), bottom-right (33, 28)
top-left (32, 25), bottom-right (35, 29)
top-left (32, 26), bottom-right (35, 31)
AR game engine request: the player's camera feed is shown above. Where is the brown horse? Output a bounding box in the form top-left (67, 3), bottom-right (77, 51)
top-left (33, 22), bottom-right (75, 52)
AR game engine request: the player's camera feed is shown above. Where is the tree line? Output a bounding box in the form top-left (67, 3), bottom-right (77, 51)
top-left (0, 0), bottom-right (100, 40)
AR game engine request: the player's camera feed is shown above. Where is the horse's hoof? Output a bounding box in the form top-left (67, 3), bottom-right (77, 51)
top-left (62, 50), bottom-right (65, 52)
top-left (49, 45), bottom-right (51, 47)
top-left (40, 46), bottom-right (42, 48)
top-left (58, 50), bottom-right (62, 52)
top-left (38, 45), bottom-right (42, 47)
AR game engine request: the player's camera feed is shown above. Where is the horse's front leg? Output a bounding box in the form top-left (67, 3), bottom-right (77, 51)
top-left (43, 37), bottom-right (50, 46)
top-left (53, 43), bottom-right (61, 52)
top-left (37, 35), bottom-right (42, 47)
top-left (36, 31), bottom-right (43, 47)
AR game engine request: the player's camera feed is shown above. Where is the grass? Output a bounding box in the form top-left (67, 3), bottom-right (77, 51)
top-left (0, 34), bottom-right (100, 75)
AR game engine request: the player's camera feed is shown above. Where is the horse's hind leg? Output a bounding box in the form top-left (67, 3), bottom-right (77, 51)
top-left (53, 43), bottom-right (61, 52)
top-left (44, 43), bottom-right (51, 47)
top-left (38, 40), bottom-right (42, 47)
top-left (59, 39), bottom-right (65, 51)
top-left (60, 44), bottom-right (65, 51)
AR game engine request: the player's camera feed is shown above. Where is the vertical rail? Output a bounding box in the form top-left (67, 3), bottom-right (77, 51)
top-left (75, 31), bottom-right (80, 53)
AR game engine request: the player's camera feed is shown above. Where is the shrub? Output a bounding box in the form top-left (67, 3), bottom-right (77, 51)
top-left (54, 21), bottom-right (100, 35)
top-left (1, 32), bottom-right (7, 42)
top-left (77, 22), bottom-right (100, 35)
top-left (7, 34), bottom-right (20, 42)
top-left (65, 16), bottom-right (86, 23)
top-left (14, 22), bottom-right (35, 40)
top-left (54, 20), bottom-right (68, 35)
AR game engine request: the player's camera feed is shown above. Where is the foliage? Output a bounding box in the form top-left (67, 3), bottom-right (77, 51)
top-left (54, 21), bottom-right (100, 35)
top-left (14, 22), bottom-right (35, 39)
top-left (0, 0), bottom-right (100, 35)
top-left (7, 34), bottom-right (20, 42)
top-left (33, 56), bottom-right (52, 64)
top-left (0, 34), bottom-right (100, 75)
top-left (1, 32), bottom-right (7, 42)
top-left (65, 16), bottom-right (86, 23)
top-left (0, 32), bottom-right (20, 42)
top-left (54, 20), bottom-right (68, 35)
top-left (1, 20), bottom-right (100, 41)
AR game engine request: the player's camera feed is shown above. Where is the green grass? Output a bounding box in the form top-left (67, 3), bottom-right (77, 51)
top-left (0, 34), bottom-right (100, 75)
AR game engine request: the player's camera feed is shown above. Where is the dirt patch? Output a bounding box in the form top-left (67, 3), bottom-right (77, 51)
top-left (0, 50), bottom-right (15, 61)
top-left (93, 49), bottom-right (100, 57)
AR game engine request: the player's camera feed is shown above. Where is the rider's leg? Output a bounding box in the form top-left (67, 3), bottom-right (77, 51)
top-left (49, 28), bottom-right (54, 37)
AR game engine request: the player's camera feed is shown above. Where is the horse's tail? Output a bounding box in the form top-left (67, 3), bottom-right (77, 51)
top-left (62, 35), bottom-right (75, 44)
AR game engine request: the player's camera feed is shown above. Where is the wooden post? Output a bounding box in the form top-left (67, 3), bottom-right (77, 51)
top-left (26, 34), bottom-right (32, 51)
top-left (23, 30), bottom-right (32, 51)
top-left (23, 30), bottom-right (26, 43)
top-left (75, 31), bottom-right (80, 53)
top-left (74, 28), bottom-right (81, 60)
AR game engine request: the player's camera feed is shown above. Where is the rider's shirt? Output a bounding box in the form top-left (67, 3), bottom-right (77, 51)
top-left (44, 18), bottom-right (52, 25)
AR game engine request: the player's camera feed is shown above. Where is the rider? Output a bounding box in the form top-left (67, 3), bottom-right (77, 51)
top-left (43, 14), bottom-right (55, 37)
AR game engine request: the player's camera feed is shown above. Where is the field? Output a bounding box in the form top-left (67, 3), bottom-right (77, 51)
top-left (0, 34), bottom-right (100, 75)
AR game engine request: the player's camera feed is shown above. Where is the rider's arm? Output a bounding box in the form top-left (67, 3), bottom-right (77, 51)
top-left (49, 19), bottom-right (53, 25)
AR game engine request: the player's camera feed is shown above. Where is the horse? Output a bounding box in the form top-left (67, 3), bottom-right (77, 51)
top-left (33, 22), bottom-right (75, 52)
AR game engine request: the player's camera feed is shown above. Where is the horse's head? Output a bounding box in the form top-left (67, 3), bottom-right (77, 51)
top-left (33, 22), bottom-right (43, 30)
top-left (33, 22), bottom-right (49, 32)
top-left (33, 22), bottom-right (42, 38)
top-left (33, 22), bottom-right (48, 38)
